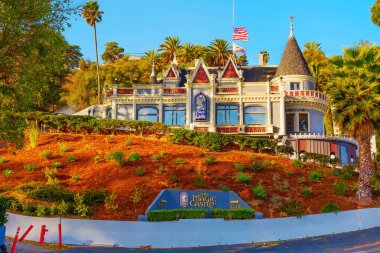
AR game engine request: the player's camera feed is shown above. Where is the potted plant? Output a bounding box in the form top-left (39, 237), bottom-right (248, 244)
top-left (0, 197), bottom-right (8, 253)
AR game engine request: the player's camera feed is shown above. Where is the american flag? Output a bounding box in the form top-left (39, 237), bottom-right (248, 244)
top-left (233, 27), bottom-right (248, 41)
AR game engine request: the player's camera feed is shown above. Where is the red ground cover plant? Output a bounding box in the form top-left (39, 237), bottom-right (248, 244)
top-left (0, 133), bottom-right (378, 221)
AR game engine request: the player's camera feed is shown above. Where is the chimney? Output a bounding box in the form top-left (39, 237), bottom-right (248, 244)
top-left (258, 53), bottom-right (264, 66)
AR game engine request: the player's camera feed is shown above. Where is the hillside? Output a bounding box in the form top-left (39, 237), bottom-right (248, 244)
top-left (0, 133), bottom-right (377, 220)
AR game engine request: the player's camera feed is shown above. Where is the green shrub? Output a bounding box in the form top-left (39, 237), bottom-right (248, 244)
top-left (309, 170), bottom-right (324, 181)
top-left (0, 157), bottom-right (9, 164)
top-left (26, 126), bottom-right (40, 149)
top-left (49, 204), bottom-right (58, 216)
top-left (24, 163), bottom-right (37, 171)
top-left (73, 194), bottom-right (90, 216)
top-left (250, 162), bottom-right (263, 172)
top-left (321, 202), bottom-right (340, 213)
top-left (104, 193), bottom-right (118, 210)
top-left (57, 200), bottom-right (70, 215)
top-left (370, 176), bottom-right (380, 194)
top-left (236, 173), bottom-right (252, 184)
top-left (194, 177), bottom-right (205, 188)
top-left (172, 157), bottom-right (187, 164)
top-left (129, 152), bottom-right (141, 162)
top-left (169, 174), bottom-right (181, 183)
top-left (125, 138), bottom-right (133, 146)
top-left (36, 205), bottom-right (46, 217)
top-left (71, 175), bottom-right (80, 181)
top-left (234, 163), bottom-right (245, 172)
top-left (24, 183), bottom-right (74, 202)
top-left (94, 155), bottom-right (100, 164)
top-left (21, 201), bottom-right (36, 216)
top-left (280, 199), bottom-right (303, 217)
top-left (135, 167), bottom-right (145, 176)
top-left (158, 166), bottom-right (166, 174)
top-left (263, 160), bottom-right (271, 167)
top-left (277, 145), bottom-right (294, 155)
top-left (112, 151), bottom-right (125, 165)
top-left (300, 187), bottom-right (312, 196)
top-left (252, 184), bottom-right (267, 199)
top-left (82, 189), bottom-right (108, 206)
top-left (66, 156), bottom-right (78, 162)
top-left (204, 155), bottom-right (216, 165)
top-left (292, 159), bottom-right (305, 168)
top-left (340, 172), bottom-right (354, 180)
top-left (39, 150), bottom-right (53, 160)
top-left (219, 185), bottom-right (230, 192)
top-left (130, 187), bottom-right (142, 204)
top-left (151, 154), bottom-right (161, 161)
top-left (3, 169), bottom-right (12, 176)
top-left (51, 162), bottom-right (62, 168)
top-left (0, 197), bottom-right (9, 226)
top-left (297, 177), bottom-right (307, 185)
top-left (341, 163), bottom-right (357, 175)
top-left (147, 209), bottom-right (208, 221)
top-left (333, 180), bottom-right (348, 196)
top-left (270, 160), bottom-right (277, 166)
top-left (211, 209), bottom-right (255, 220)
top-left (159, 150), bottom-right (167, 156)
top-left (58, 142), bottom-right (71, 153)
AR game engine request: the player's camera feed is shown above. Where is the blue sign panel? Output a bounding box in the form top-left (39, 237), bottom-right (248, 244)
top-left (145, 190), bottom-right (251, 214)
top-left (194, 92), bottom-right (208, 121)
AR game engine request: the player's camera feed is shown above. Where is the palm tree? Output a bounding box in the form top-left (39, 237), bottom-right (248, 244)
top-left (371, 0), bottom-right (380, 26)
top-left (259, 50), bottom-right (270, 65)
top-left (326, 44), bottom-right (380, 204)
top-left (207, 39), bottom-right (231, 67)
top-left (82, 1), bottom-right (104, 105)
top-left (159, 36), bottom-right (181, 66)
top-left (180, 42), bottom-right (196, 64)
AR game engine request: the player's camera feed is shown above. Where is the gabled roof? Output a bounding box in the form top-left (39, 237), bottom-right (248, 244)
top-left (221, 57), bottom-right (240, 79)
top-left (274, 35), bottom-right (312, 77)
top-left (189, 59), bottom-right (212, 83)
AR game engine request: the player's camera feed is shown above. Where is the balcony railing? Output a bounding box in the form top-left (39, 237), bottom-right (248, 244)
top-left (106, 87), bottom-right (187, 97)
top-left (285, 90), bottom-right (326, 100)
top-left (245, 126), bottom-right (266, 133)
top-left (117, 88), bottom-right (133, 95)
top-left (163, 88), bottom-right (187, 95)
top-left (290, 133), bottom-right (358, 147)
top-left (216, 126), bottom-right (240, 133)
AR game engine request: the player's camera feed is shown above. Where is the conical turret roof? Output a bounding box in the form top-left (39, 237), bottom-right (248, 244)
top-left (274, 35), bottom-right (312, 77)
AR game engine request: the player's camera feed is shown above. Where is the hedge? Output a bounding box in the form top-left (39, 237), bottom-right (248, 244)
top-left (147, 209), bottom-right (208, 221)
top-left (211, 208), bottom-right (255, 219)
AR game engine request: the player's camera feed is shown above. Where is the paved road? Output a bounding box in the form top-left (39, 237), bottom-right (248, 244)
top-left (6, 226), bottom-right (380, 253)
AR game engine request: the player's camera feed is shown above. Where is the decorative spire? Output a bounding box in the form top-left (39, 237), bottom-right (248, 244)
top-left (289, 15), bottom-right (294, 37)
top-left (149, 60), bottom-right (157, 84)
top-left (172, 52), bottom-right (178, 66)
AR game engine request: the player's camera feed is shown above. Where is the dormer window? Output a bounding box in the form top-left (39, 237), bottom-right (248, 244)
top-left (290, 82), bottom-right (300, 90)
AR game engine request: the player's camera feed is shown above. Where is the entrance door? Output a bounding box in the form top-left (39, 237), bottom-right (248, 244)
top-left (286, 113), bottom-right (295, 134)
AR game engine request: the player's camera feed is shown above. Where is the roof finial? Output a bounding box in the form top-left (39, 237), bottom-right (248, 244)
top-left (149, 59), bottom-right (157, 84)
top-left (289, 15), bottom-right (294, 37)
top-left (172, 52), bottom-right (178, 66)
top-left (150, 60), bottom-right (156, 78)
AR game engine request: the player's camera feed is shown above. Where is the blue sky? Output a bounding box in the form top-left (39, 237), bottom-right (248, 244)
top-left (64, 0), bottom-right (379, 66)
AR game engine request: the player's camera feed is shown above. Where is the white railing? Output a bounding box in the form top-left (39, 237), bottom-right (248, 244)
top-left (290, 133), bottom-right (358, 147)
top-left (285, 90), bottom-right (326, 100)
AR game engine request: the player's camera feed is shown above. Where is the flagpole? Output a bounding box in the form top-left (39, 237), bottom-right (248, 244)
top-left (232, 0), bottom-right (235, 58)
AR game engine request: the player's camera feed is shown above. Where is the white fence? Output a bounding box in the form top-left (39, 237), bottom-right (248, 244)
top-left (6, 208), bottom-right (380, 248)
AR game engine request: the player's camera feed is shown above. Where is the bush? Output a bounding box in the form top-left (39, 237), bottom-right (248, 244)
top-left (309, 170), bottom-right (324, 181)
top-left (57, 200), bottom-right (70, 215)
top-left (130, 187), bottom-right (142, 204)
top-left (340, 172), bottom-right (353, 180)
top-left (321, 202), bottom-right (340, 213)
top-left (262, 160), bottom-right (271, 167)
top-left (194, 177), bottom-right (205, 188)
top-left (58, 142), bottom-right (71, 153)
top-left (204, 155), bottom-right (216, 165)
top-left (250, 162), bottom-right (263, 172)
top-left (277, 145), bottom-right (294, 156)
top-left (39, 150), bottom-right (53, 160)
top-left (292, 159), bottom-right (305, 168)
top-left (104, 193), bottom-right (119, 210)
top-left (234, 163), bottom-right (245, 172)
top-left (147, 209), bottom-right (208, 221)
top-left (169, 174), bottom-right (181, 183)
top-left (135, 167), bottom-right (145, 176)
top-left (159, 150), bottom-right (167, 156)
top-left (270, 160), bottom-right (277, 166)
top-left (129, 152), bottom-right (141, 162)
top-left (26, 126), bottom-right (39, 149)
top-left (112, 151), bottom-right (125, 165)
top-left (300, 187), bottom-right (312, 196)
top-left (82, 189), bottom-right (108, 206)
top-left (333, 180), bottom-right (348, 196)
top-left (66, 156), bottom-right (78, 162)
top-left (3, 169), bottom-right (12, 176)
top-left (24, 163), bottom-right (37, 171)
top-left (280, 199), bottom-right (303, 217)
top-left (0, 157), bottom-right (9, 164)
top-left (71, 175), bottom-right (80, 181)
top-left (252, 184), bottom-right (267, 199)
top-left (20, 182), bottom-right (74, 202)
top-left (151, 154), bottom-right (161, 161)
top-left (125, 138), bottom-right (133, 146)
top-left (36, 205), bottom-right (46, 217)
top-left (49, 204), bottom-right (58, 216)
top-left (211, 209), bottom-right (255, 220)
top-left (73, 194), bottom-right (90, 216)
top-left (297, 177), bottom-right (307, 185)
top-left (0, 197), bottom-right (10, 226)
top-left (236, 173), bottom-right (252, 184)
top-left (51, 162), bottom-right (62, 168)
top-left (172, 157), bottom-right (187, 164)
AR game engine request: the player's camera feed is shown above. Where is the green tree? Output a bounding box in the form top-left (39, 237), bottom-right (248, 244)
top-left (159, 36), bottom-right (181, 66)
top-left (82, 0), bottom-right (104, 105)
top-left (102, 42), bottom-right (124, 63)
top-left (207, 39), bottom-right (231, 67)
top-left (259, 50), bottom-right (270, 65)
top-left (235, 54), bottom-right (248, 66)
top-left (180, 43), bottom-right (196, 64)
top-left (326, 44), bottom-right (380, 204)
top-left (371, 0), bottom-right (380, 26)
top-left (65, 45), bottom-right (83, 70)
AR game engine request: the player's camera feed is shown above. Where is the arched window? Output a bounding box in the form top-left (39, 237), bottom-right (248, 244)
top-left (244, 106), bottom-right (265, 125)
top-left (137, 107), bottom-right (158, 122)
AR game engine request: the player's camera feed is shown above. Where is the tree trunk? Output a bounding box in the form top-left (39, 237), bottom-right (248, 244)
top-left (93, 23), bottom-right (101, 105)
top-left (355, 121), bottom-right (375, 205)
